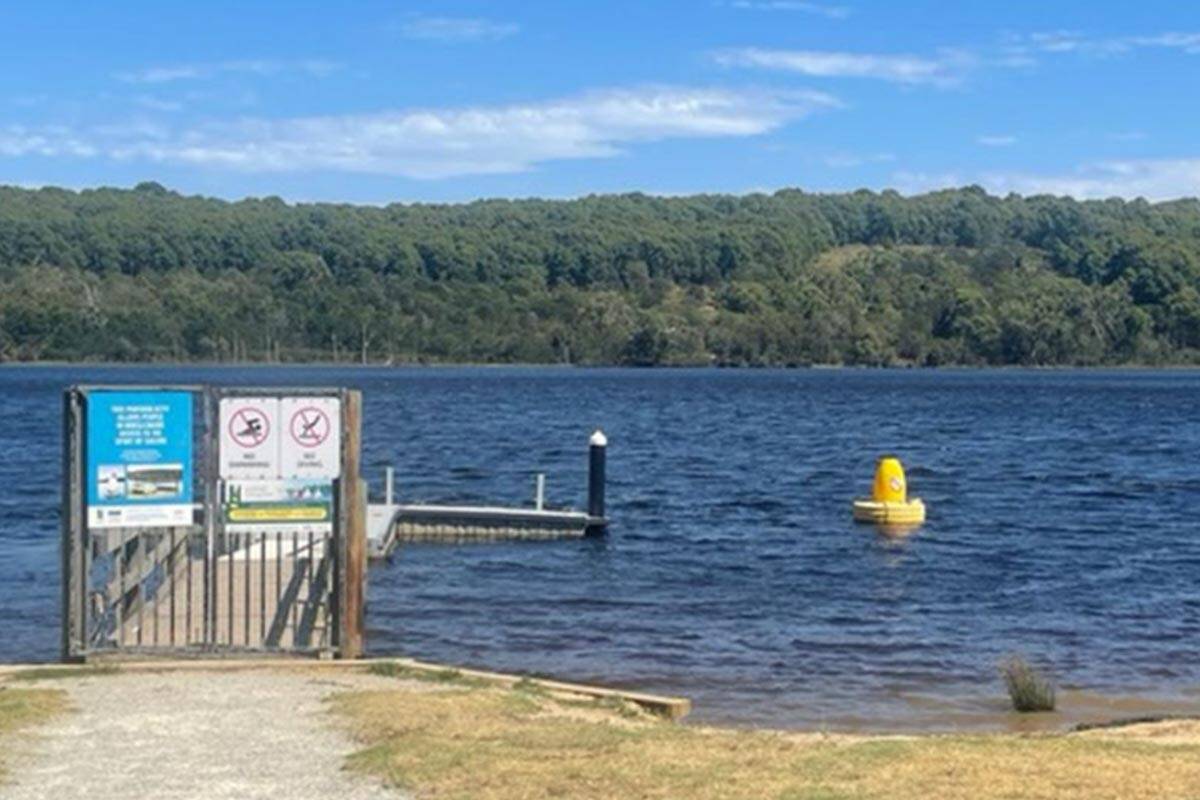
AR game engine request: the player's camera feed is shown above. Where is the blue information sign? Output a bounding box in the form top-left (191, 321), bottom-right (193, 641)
top-left (86, 391), bottom-right (194, 529)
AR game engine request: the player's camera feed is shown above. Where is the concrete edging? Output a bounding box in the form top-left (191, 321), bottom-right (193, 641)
top-left (0, 657), bottom-right (692, 721)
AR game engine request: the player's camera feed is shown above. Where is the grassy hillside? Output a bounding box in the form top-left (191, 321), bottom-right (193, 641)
top-left (2, 183), bottom-right (1198, 365)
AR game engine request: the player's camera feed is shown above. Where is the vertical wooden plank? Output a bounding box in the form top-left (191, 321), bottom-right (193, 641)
top-left (337, 389), bottom-right (366, 659)
top-left (259, 533), bottom-right (266, 647)
top-left (204, 388), bottom-right (218, 647)
top-left (116, 539), bottom-right (125, 648)
top-left (328, 484), bottom-right (339, 653)
top-left (187, 530), bottom-right (194, 645)
top-left (135, 533), bottom-right (144, 646)
top-left (306, 530), bottom-right (315, 648)
top-left (60, 389), bottom-right (83, 661)
top-left (291, 530), bottom-right (299, 642)
top-left (169, 529), bottom-right (177, 647)
top-left (244, 532), bottom-right (251, 647)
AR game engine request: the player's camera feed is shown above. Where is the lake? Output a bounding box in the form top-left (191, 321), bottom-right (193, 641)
top-left (2, 365), bottom-right (1198, 730)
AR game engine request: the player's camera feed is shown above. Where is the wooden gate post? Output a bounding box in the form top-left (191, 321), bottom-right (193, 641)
top-left (61, 389), bottom-right (86, 662)
top-left (337, 389), bottom-right (367, 658)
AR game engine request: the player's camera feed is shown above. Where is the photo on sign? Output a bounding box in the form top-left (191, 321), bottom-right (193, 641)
top-left (97, 465), bottom-right (126, 500)
top-left (96, 463), bottom-right (184, 501)
top-left (127, 464), bottom-right (184, 498)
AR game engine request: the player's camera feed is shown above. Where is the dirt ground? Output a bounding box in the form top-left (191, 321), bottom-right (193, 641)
top-left (0, 669), bottom-right (408, 800)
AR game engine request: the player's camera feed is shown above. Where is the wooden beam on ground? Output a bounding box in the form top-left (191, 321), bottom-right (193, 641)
top-left (387, 657), bottom-right (693, 720)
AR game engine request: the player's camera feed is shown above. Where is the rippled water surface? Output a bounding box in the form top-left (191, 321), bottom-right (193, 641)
top-left (2, 366), bottom-right (1198, 728)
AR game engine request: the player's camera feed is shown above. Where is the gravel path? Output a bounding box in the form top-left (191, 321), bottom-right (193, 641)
top-left (1, 669), bottom-right (405, 800)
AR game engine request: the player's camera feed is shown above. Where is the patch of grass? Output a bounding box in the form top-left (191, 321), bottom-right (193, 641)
top-left (428, 668), bottom-right (469, 684)
top-left (362, 661), bottom-right (488, 688)
top-left (0, 688), bottom-right (69, 781)
top-left (332, 683), bottom-right (1200, 800)
top-left (512, 676), bottom-right (547, 696)
top-left (6, 664), bottom-right (120, 683)
top-left (1001, 656), bottom-right (1057, 712)
top-left (364, 661), bottom-right (407, 679)
top-left (556, 693), bottom-right (646, 720)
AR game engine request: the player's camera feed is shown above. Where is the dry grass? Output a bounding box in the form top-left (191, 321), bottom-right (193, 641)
top-left (4, 665), bottom-right (120, 683)
top-left (332, 684), bottom-right (1200, 800)
top-left (0, 687), bottom-right (69, 781)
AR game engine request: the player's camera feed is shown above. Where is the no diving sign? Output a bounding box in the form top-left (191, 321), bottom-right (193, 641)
top-left (219, 395), bottom-right (341, 480)
top-left (219, 398), bottom-right (279, 479)
top-left (281, 397), bottom-right (340, 479)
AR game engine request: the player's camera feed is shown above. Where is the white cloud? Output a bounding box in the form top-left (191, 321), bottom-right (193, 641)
top-left (722, 1), bottom-right (851, 19)
top-left (115, 59), bottom-right (341, 84)
top-left (134, 95), bottom-right (184, 112)
top-left (983, 159), bottom-right (1200, 201)
top-left (822, 152), bottom-right (894, 168)
top-left (977, 134), bottom-right (1017, 147)
top-left (896, 159), bottom-right (1200, 201)
top-left (4, 86), bottom-right (839, 179)
top-left (891, 170), bottom-right (965, 195)
top-left (717, 29), bottom-right (1200, 91)
top-left (1005, 30), bottom-right (1200, 59)
top-left (399, 16), bottom-right (519, 42)
top-left (1130, 32), bottom-right (1200, 53)
top-left (712, 47), bottom-right (968, 86)
top-left (1021, 31), bottom-right (1092, 54)
top-left (0, 125), bottom-right (97, 158)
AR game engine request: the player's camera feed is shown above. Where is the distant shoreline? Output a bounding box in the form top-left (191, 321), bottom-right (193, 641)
top-left (2, 360), bottom-right (1199, 371)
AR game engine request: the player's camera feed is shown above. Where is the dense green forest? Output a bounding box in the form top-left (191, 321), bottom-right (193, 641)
top-left (1, 182), bottom-right (1199, 366)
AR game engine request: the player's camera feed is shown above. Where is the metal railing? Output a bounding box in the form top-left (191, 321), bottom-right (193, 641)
top-left (84, 528), bottom-right (335, 655)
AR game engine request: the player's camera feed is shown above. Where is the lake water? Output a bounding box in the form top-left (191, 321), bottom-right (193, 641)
top-left (2, 366), bottom-right (1198, 730)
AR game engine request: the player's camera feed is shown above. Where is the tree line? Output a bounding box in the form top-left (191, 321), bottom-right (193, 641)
top-left (1, 182), bottom-right (1198, 365)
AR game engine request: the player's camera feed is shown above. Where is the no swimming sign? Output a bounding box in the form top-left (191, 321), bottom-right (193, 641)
top-left (218, 395), bottom-right (340, 481)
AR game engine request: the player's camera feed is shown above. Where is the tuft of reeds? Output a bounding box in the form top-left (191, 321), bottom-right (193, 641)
top-left (1000, 655), bottom-right (1056, 712)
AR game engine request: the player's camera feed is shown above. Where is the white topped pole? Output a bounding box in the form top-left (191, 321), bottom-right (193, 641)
top-left (587, 429), bottom-right (607, 532)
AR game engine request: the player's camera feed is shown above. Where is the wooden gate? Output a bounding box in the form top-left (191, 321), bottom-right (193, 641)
top-left (61, 386), bottom-right (365, 661)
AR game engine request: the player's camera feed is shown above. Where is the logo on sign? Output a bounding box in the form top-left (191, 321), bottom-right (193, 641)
top-left (229, 407), bottom-right (271, 449)
top-left (289, 407), bottom-right (330, 448)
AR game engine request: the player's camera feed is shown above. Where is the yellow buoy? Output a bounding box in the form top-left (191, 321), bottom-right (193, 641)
top-left (852, 455), bottom-right (926, 527)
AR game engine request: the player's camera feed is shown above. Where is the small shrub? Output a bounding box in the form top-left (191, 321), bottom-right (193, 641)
top-left (1000, 656), bottom-right (1056, 712)
top-left (366, 661), bottom-right (405, 678)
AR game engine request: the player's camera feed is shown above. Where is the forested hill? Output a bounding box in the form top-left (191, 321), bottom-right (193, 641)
top-left (2, 182), bottom-right (1199, 366)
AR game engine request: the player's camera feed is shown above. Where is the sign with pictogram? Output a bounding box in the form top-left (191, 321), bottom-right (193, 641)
top-left (219, 397), bottom-right (280, 479)
top-left (280, 397), bottom-right (341, 479)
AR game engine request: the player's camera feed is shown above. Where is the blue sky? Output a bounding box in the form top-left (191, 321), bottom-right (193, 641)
top-left (1, 0), bottom-right (1198, 203)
